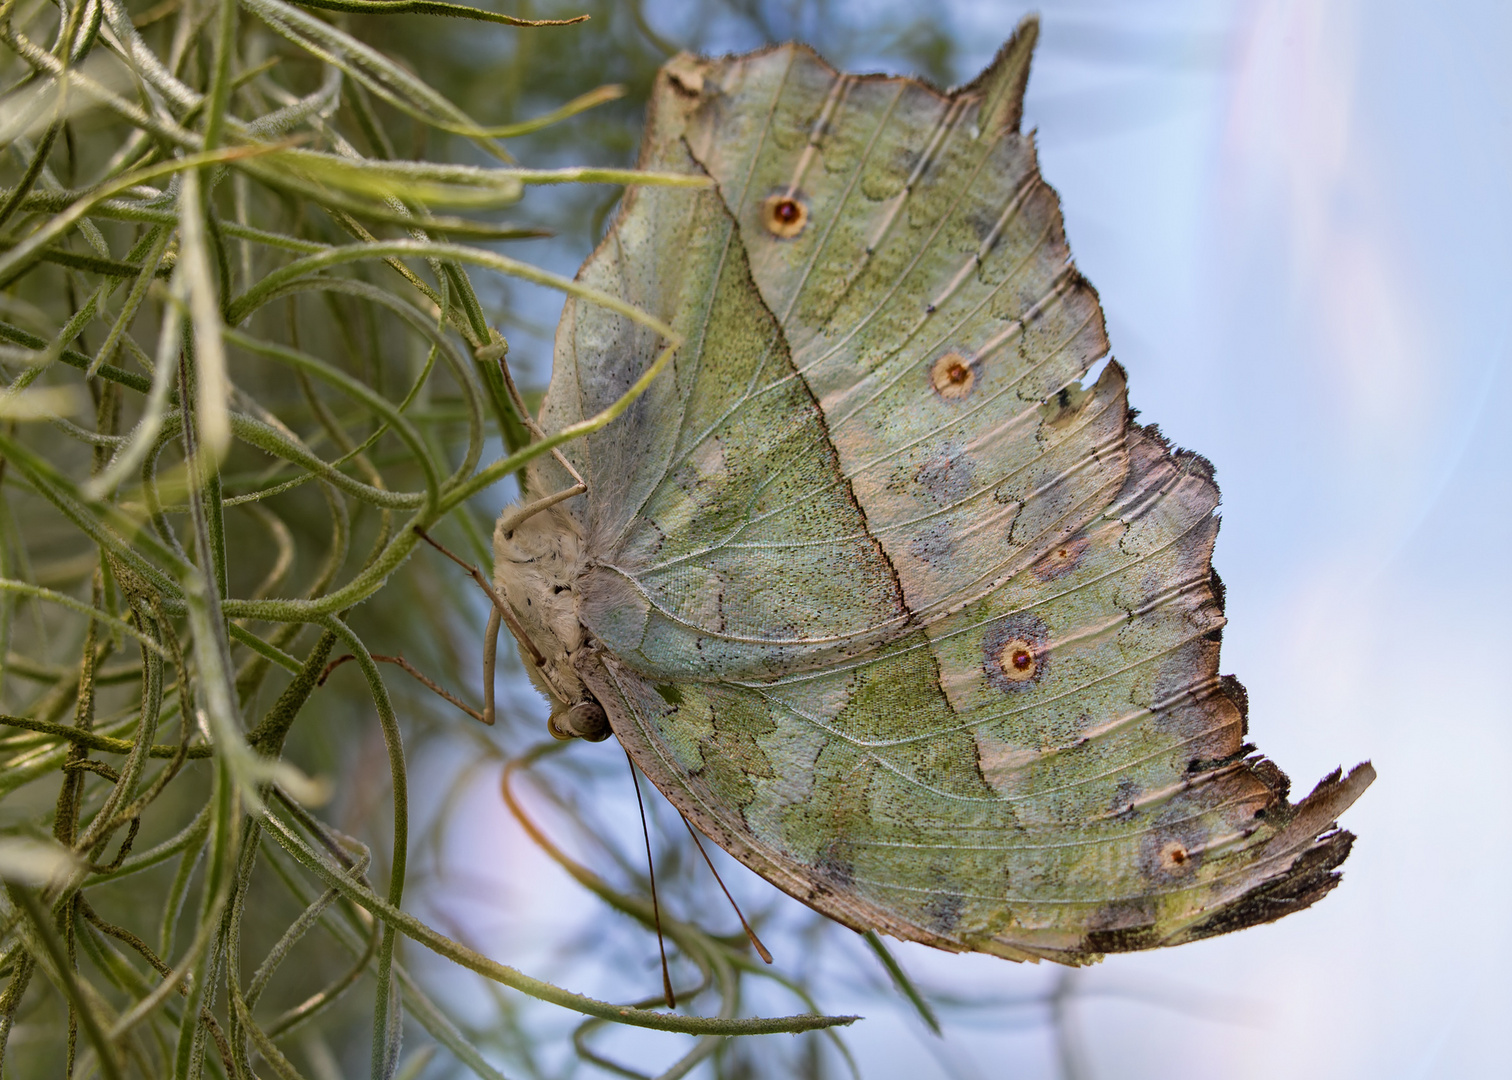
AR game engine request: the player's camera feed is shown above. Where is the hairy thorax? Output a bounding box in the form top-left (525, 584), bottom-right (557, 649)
top-left (492, 503), bottom-right (610, 740)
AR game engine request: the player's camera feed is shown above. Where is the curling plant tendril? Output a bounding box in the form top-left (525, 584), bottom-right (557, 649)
top-left (0, 0), bottom-right (866, 1075)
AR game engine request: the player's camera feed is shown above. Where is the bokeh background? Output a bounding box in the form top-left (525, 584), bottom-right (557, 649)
top-left (384, 1), bottom-right (1511, 1077)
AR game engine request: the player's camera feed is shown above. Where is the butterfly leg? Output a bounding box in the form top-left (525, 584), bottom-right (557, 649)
top-left (415, 519), bottom-right (609, 740)
top-left (492, 482), bottom-right (586, 537)
top-left (318, 651), bottom-right (487, 724)
top-left (491, 349), bottom-right (591, 498)
top-left (481, 605), bottom-right (501, 727)
top-left (680, 814), bottom-right (773, 964)
top-left (412, 525), bottom-right (547, 669)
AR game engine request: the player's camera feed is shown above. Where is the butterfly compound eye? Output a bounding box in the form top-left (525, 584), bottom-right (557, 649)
top-left (761, 193), bottom-right (809, 238)
top-left (547, 700), bottom-right (611, 742)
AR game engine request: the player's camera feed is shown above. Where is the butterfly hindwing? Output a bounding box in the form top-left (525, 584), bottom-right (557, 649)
top-left (583, 423), bottom-right (1363, 962)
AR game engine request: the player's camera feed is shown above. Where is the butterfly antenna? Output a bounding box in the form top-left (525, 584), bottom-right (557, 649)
top-left (625, 749), bottom-right (676, 1009)
top-left (680, 815), bottom-right (772, 964)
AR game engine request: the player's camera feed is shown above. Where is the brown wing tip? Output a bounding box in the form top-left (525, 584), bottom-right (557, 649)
top-left (960, 14), bottom-right (1041, 134)
top-left (1167, 761), bottom-right (1376, 946)
top-left (1170, 828), bottom-right (1358, 945)
top-left (1286, 760), bottom-right (1376, 833)
top-left (1065, 762), bottom-right (1375, 961)
top-left (662, 52), bottom-right (707, 96)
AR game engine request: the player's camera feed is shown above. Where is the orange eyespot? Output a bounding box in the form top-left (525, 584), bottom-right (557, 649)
top-left (1031, 535), bottom-right (1090, 581)
top-left (1158, 840), bottom-right (1191, 871)
top-left (996, 638), bottom-right (1037, 682)
top-left (761, 193), bottom-right (809, 238)
top-left (930, 351), bottom-right (976, 401)
top-left (983, 618), bottom-right (1049, 692)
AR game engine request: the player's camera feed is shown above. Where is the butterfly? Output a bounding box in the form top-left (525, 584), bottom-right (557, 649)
top-left (490, 16), bottom-right (1372, 964)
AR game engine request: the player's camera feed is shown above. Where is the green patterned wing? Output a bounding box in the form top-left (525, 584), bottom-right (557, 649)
top-left (533, 18), bottom-right (1372, 963)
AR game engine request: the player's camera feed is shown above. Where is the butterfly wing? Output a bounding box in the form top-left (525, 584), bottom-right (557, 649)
top-left (536, 19), bottom-right (1372, 963)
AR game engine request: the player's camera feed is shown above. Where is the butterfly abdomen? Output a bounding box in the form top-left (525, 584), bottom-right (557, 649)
top-left (493, 501), bottom-right (610, 739)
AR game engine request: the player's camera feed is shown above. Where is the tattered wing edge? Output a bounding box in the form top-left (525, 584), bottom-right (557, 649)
top-left (1164, 761), bottom-right (1376, 946)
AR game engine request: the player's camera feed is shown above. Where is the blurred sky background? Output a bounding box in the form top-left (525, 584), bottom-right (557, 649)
top-left (414, 1), bottom-right (1512, 1077)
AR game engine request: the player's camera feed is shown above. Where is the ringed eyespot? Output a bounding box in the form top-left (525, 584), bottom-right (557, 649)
top-left (1158, 840), bottom-right (1191, 871)
top-left (1032, 534), bottom-right (1090, 581)
top-left (930, 350), bottom-right (976, 401)
top-left (983, 618), bottom-right (1050, 693)
top-left (761, 192), bottom-right (809, 238)
top-left (996, 638), bottom-right (1038, 682)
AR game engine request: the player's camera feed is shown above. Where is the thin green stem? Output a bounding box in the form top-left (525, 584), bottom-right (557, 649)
top-left (9, 886), bottom-right (125, 1080)
top-left (261, 804), bottom-right (857, 1038)
top-left (313, 616), bottom-right (406, 1080)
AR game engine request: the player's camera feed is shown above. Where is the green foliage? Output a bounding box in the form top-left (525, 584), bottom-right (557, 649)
top-left (0, 0), bottom-right (908, 1075)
